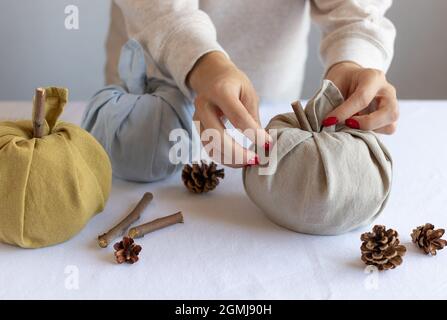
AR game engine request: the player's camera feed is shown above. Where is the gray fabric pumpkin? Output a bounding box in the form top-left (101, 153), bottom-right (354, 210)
top-left (243, 80), bottom-right (393, 235)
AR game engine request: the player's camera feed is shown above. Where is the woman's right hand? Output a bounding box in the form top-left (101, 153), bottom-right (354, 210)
top-left (187, 51), bottom-right (271, 167)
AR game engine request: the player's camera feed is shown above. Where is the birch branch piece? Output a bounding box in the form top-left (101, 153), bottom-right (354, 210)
top-left (33, 88), bottom-right (46, 138)
top-left (128, 211), bottom-right (184, 239)
top-left (98, 192), bottom-right (154, 248)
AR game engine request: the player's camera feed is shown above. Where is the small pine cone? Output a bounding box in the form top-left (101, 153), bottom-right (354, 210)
top-left (360, 225), bottom-right (407, 271)
top-left (114, 237), bottom-right (142, 264)
top-left (182, 161), bottom-right (225, 194)
top-left (411, 223), bottom-right (447, 256)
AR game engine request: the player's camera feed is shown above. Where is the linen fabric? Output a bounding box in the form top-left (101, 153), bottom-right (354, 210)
top-left (243, 80), bottom-right (393, 235)
top-left (82, 39), bottom-right (194, 183)
top-left (0, 88), bottom-right (112, 248)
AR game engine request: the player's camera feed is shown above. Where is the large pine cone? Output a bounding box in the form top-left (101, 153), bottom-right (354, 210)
top-left (411, 223), bottom-right (447, 256)
top-left (182, 161), bottom-right (225, 193)
top-left (360, 225), bottom-right (407, 271)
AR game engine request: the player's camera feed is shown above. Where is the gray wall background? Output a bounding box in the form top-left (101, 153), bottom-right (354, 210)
top-left (0, 0), bottom-right (446, 101)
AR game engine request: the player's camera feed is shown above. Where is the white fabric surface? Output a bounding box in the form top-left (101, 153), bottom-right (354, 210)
top-left (0, 100), bottom-right (446, 299)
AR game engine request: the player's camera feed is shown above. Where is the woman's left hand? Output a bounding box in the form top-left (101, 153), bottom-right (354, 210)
top-left (324, 61), bottom-right (399, 134)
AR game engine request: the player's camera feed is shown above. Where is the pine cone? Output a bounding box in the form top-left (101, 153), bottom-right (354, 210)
top-left (114, 237), bottom-right (142, 264)
top-left (411, 223), bottom-right (447, 256)
top-left (360, 225), bottom-right (407, 271)
top-left (182, 161), bottom-right (225, 193)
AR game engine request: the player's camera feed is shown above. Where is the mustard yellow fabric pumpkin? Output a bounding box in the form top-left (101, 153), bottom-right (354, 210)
top-left (0, 88), bottom-right (112, 248)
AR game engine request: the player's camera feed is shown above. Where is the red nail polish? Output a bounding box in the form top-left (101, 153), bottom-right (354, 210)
top-left (345, 118), bottom-right (360, 129)
top-left (322, 117), bottom-right (338, 127)
top-left (247, 155), bottom-right (260, 166)
top-left (264, 142), bottom-right (271, 151)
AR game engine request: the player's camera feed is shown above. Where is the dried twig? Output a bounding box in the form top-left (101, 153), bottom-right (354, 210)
top-left (98, 192), bottom-right (153, 248)
top-left (33, 88), bottom-right (46, 138)
top-left (291, 101), bottom-right (312, 132)
top-left (128, 211), bottom-right (184, 239)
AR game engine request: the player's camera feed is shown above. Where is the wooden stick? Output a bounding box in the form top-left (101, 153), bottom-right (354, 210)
top-left (98, 192), bottom-right (153, 248)
top-left (128, 211), bottom-right (184, 239)
top-left (33, 88), bottom-right (46, 138)
top-left (291, 101), bottom-right (312, 132)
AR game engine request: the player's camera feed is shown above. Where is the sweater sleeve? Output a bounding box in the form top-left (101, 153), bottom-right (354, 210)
top-left (311, 0), bottom-right (396, 73)
top-left (114, 0), bottom-right (227, 99)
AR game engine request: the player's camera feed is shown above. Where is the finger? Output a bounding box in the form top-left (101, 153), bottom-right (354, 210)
top-left (240, 86), bottom-right (261, 125)
top-left (240, 91), bottom-right (269, 152)
top-left (240, 89), bottom-right (271, 152)
top-left (374, 122), bottom-right (398, 135)
top-left (194, 117), bottom-right (240, 165)
top-left (325, 74), bottom-right (383, 123)
top-left (215, 91), bottom-right (272, 148)
top-left (194, 100), bottom-right (258, 167)
top-left (346, 86), bottom-right (398, 131)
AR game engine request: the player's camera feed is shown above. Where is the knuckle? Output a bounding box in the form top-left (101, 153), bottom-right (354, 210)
top-left (387, 84), bottom-right (397, 97)
top-left (364, 68), bottom-right (384, 80)
top-left (211, 79), bottom-right (235, 96)
top-left (362, 115), bottom-right (374, 129)
top-left (376, 69), bottom-right (385, 78)
top-left (389, 108), bottom-right (400, 122)
top-left (212, 80), bottom-right (226, 92)
top-left (373, 69), bottom-right (385, 78)
top-left (385, 123), bottom-right (398, 135)
top-left (357, 92), bottom-right (370, 106)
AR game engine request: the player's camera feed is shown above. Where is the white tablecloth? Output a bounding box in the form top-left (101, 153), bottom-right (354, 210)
top-left (0, 100), bottom-right (446, 300)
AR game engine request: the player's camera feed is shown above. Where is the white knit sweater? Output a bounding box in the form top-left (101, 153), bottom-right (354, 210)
top-left (106, 0), bottom-right (395, 102)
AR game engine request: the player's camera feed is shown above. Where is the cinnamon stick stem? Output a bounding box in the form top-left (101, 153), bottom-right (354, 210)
top-left (128, 211), bottom-right (184, 239)
top-left (33, 88), bottom-right (46, 138)
top-left (98, 192), bottom-right (153, 248)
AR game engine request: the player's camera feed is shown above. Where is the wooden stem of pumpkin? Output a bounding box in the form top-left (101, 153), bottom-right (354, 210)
top-left (33, 88), bottom-right (46, 138)
top-left (291, 101), bottom-right (312, 132)
top-left (98, 192), bottom-right (153, 248)
top-left (128, 212), bottom-right (184, 239)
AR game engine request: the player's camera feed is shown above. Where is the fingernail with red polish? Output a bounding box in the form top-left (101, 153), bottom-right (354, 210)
top-left (264, 142), bottom-right (271, 151)
top-left (345, 118), bottom-right (360, 129)
top-left (322, 117), bottom-right (338, 127)
top-left (247, 155), bottom-right (260, 166)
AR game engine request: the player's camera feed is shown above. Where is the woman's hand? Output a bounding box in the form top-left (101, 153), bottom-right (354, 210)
top-left (324, 62), bottom-right (399, 134)
top-left (188, 51), bottom-right (271, 167)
